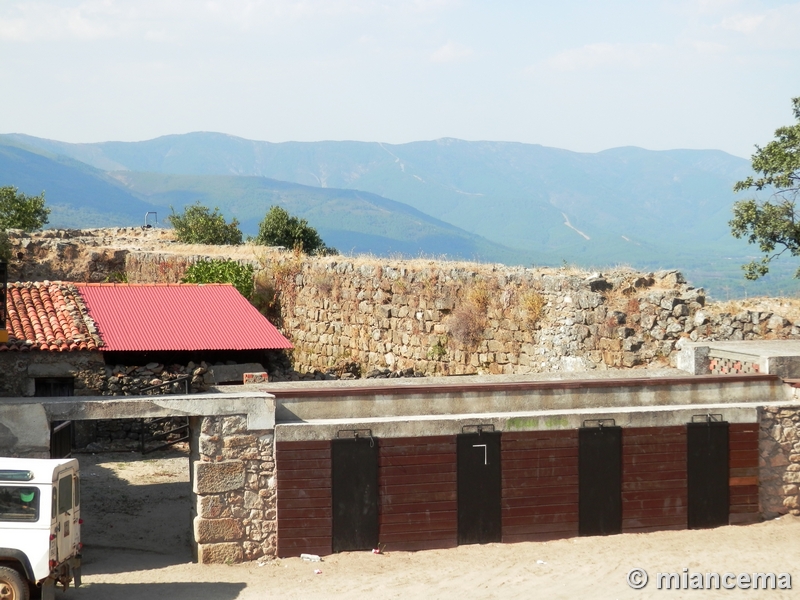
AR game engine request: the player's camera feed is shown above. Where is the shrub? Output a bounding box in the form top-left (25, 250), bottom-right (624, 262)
top-left (254, 205), bottom-right (335, 255)
top-left (521, 290), bottom-right (545, 325)
top-left (168, 203), bottom-right (242, 245)
top-left (181, 259), bottom-right (254, 298)
top-left (448, 303), bottom-right (487, 347)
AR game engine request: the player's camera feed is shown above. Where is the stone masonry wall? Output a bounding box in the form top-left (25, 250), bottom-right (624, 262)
top-left (0, 353), bottom-right (214, 398)
top-left (760, 406), bottom-right (800, 519)
top-left (191, 415), bottom-right (276, 564)
top-left (9, 228), bottom-right (800, 378)
top-left (0, 351), bottom-right (106, 396)
top-left (241, 257), bottom-right (800, 378)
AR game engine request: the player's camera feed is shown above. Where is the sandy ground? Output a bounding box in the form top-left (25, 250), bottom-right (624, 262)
top-left (67, 450), bottom-right (800, 600)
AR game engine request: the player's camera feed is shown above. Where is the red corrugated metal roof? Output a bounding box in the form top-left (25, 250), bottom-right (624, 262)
top-left (1, 282), bottom-right (101, 352)
top-left (76, 283), bottom-right (292, 352)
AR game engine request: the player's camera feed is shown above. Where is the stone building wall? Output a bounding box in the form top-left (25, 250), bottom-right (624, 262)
top-left (190, 415), bottom-right (276, 563)
top-left (0, 351), bottom-right (106, 396)
top-left (760, 405), bottom-right (800, 519)
top-left (0, 352), bottom-right (214, 397)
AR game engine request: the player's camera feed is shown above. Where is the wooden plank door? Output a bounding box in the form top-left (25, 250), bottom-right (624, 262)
top-left (579, 426), bottom-right (622, 536)
top-left (332, 437), bottom-right (378, 552)
top-left (687, 421), bottom-right (729, 529)
top-left (457, 431), bottom-right (501, 545)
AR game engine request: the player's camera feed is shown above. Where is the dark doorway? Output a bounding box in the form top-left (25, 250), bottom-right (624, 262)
top-left (36, 378), bottom-right (75, 458)
top-left (331, 437), bottom-right (378, 552)
top-left (579, 425), bottom-right (622, 536)
top-left (35, 377), bottom-right (74, 397)
top-left (687, 421), bottom-right (729, 529)
top-left (457, 431), bottom-right (501, 545)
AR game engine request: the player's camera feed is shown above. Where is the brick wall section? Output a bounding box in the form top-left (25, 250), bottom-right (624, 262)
top-left (501, 431), bottom-right (579, 542)
top-left (729, 423), bottom-right (760, 524)
top-left (621, 427), bottom-right (687, 532)
top-left (378, 436), bottom-right (458, 552)
top-left (709, 357), bottom-right (761, 375)
top-left (275, 440), bottom-right (332, 557)
top-left (192, 415), bottom-right (276, 564)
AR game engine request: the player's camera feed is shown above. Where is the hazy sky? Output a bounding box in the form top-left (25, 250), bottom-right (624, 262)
top-left (1, 0), bottom-right (798, 157)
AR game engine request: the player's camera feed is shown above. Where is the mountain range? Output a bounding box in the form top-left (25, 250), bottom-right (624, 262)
top-left (1, 131), bottom-right (793, 298)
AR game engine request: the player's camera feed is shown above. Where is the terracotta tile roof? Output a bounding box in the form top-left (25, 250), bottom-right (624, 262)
top-left (76, 283), bottom-right (292, 352)
top-left (1, 282), bottom-right (101, 352)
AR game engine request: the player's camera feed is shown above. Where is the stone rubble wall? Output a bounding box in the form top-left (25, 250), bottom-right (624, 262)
top-left (246, 256), bottom-right (800, 378)
top-left (0, 352), bottom-right (214, 397)
top-left (760, 405), bottom-right (800, 519)
top-left (0, 351), bottom-right (107, 397)
top-left (191, 415), bottom-right (276, 563)
top-left (8, 228), bottom-right (800, 378)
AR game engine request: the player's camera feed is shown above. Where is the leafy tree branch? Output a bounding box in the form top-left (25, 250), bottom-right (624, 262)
top-left (730, 97), bottom-right (800, 279)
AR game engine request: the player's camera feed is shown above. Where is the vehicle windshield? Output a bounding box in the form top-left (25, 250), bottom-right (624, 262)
top-left (0, 486), bottom-right (40, 522)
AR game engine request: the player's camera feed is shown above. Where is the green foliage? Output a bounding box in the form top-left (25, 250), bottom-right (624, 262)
top-left (254, 205), bottom-right (335, 255)
top-left (181, 259), bottom-right (255, 298)
top-left (0, 186), bottom-right (50, 231)
top-left (167, 202), bottom-right (242, 245)
top-left (105, 271), bottom-right (128, 283)
top-left (730, 97), bottom-right (800, 279)
top-left (0, 230), bottom-right (10, 262)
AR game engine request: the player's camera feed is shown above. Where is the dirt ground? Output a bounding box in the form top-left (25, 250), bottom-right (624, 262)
top-left (68, 450), bottom-right (800, 600)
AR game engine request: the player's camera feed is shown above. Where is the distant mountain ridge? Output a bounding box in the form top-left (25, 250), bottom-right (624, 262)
top-left (2, 131), bottom-right (795, 298)
top-left (4, 132), bottom-right (753, 259)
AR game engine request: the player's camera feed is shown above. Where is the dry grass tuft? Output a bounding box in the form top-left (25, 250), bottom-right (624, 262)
top-left (521, 290), bottom-right (545, 325)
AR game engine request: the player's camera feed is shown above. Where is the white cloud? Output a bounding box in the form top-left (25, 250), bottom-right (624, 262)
top-left (715, 4), bottom-right (800, 47)
top-left (0, 0), bottom-right (461, 42)
top-left (538, 43), bottom-right (663, 72)
top-left (718, 13), bottom-right (765, 33)
top-left (430, 40), bottom-right (472, 63)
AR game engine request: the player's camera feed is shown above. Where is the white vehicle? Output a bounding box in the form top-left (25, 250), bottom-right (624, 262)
top-left (0, 458), bottom-right (81, 600)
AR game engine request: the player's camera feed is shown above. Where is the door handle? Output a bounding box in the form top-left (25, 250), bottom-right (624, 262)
top-left (473, 444), bottom-right (488, 465)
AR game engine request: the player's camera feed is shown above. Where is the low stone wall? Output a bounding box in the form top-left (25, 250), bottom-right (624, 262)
top-left (191, 415), bottom-right (276, 563)
top-left (760, 406), bottom-right (800, 519)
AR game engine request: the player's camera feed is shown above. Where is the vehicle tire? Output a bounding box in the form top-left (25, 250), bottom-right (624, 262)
top-left (0, 567), bottom-right (29, 600)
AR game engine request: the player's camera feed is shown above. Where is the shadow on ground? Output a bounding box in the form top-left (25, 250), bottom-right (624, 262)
top-left (77, 451), bottom-right (193, 575)
top-left (72, 582), bottom-right (247, 600)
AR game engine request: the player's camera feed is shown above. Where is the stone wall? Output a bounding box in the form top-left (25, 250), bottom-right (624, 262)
top-left (190, 415), bottom-right (276, 563)
top-left (248, 257), bottom-right (800, 377)
top-left (760, 405), bottom-right (800, 519)
top-left (0, 353), bottom-right (214, 397)
top-left (0, 351), bottom-right (106, 396)
top-left (9, 228), bottom-right (800, 378)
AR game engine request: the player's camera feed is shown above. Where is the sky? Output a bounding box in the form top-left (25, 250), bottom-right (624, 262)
top-left (1, 0), bottom-right (799, 157)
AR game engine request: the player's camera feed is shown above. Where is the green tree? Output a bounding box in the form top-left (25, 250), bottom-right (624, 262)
top-left (0, 187), bottom-right (50, 231)
top-left (167, 202), bottom-right (242, 245)
top-left (181, 259), bottom-right (255, 298)
top-left (254, 205), bottom-right (335, 255)
top-left (730, 97), bottom-right (800, 279)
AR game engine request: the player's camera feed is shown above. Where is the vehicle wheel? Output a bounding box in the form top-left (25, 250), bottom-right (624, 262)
top-left (0, 567), bottom-right (29, 600)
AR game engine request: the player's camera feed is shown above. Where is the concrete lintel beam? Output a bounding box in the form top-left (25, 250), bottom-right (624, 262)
top-left (274, 401), bottom-right (784, 442)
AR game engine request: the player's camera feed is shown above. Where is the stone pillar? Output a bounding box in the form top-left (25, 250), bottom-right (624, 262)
top-left (191, 415), bottom-right (276, 563)
top-left (759, 406), bottom-right (800, 519)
